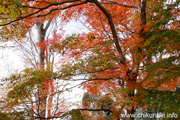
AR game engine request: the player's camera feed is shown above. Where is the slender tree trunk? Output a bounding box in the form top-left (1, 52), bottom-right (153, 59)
top-left (47, 80), bottom-right (54, 118)
top-left (36, 22), bottom-right (47, 119)
top-left (36, 20), bottom-right (52, 119)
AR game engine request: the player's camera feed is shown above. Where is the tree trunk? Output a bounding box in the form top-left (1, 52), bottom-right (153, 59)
top-left (36, 21), bottom-right (51, 119)
top-left (36, 22), bottom-right (47, 119)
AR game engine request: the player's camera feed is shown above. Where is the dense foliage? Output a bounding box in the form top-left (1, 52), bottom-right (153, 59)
top-left (0, 0), bottom-right (179, 119)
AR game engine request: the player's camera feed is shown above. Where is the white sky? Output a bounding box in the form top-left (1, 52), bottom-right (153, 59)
top-left (0, 41), bottom-right (25, 79)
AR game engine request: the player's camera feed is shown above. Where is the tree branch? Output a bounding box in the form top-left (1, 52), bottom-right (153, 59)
top-left (132, 0), bottom-right (147, 75)
top-left (63, 77), bottom-right (123, 81)
top-left (130, 0), bottom-right (135, 5)
top-left (79, 108), bottom-right (112, 112)
top-left (37, 1), bottom-right (87, 18)
top-left (44, 19), bottom-right (52, 32)
top-left (34, 108), bottom-right (112, 119)
top-left (56, 67), bottom-right (120, 78)
top-left (0, 0), bottom-right (81, 26)
top-left (89, 0), bottom-right (126, 64)
top-left (101, 2), bottom-right (138, 8)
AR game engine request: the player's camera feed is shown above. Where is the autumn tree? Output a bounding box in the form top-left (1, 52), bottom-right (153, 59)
top-left (0, 0), bottom-right (180, 120)
top-left (0, 9), bottom-right (75, 120)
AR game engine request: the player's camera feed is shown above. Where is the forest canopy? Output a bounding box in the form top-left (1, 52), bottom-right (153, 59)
top-left (0, 0), bottom-right (180, 120)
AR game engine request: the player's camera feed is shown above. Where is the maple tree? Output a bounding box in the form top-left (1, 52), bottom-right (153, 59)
top-left (0, 0), bottom-right (180, 120)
